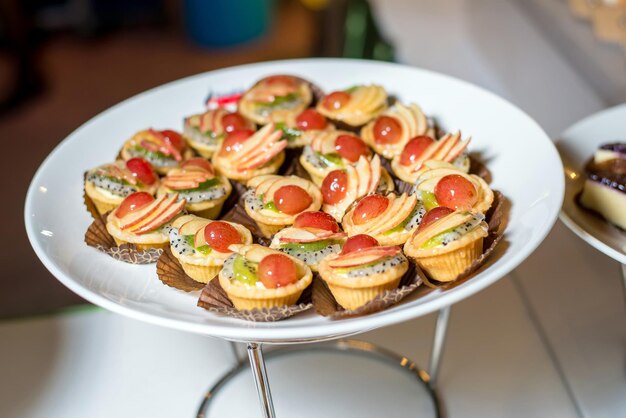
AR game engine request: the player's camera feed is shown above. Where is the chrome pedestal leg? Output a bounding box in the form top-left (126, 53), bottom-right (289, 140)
top-left (428, 306), bottom-right (451, 388)
top-left (247, 343), bottom-right (276, 418)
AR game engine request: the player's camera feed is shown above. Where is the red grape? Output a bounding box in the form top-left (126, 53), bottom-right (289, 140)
top-left (335, 134), bottom-right (369, 163)
top-left (341, 234), bottom-right (379, 254)
top-left (259, 254), bottom-right (298, 288)
top-left (321, 170), bottom-right (348, 204)
top-left (116, 192), bottom-right (154, 218)
top-left (126, 158), bottom-right (157, 185)
top-left (352, 195), bottom-right (389, 225)
top-left (294, 211), bottom-right (340, 232)
top-left (219, 129), bottom-right (255, 156)
top-left (295, 109), bottom-right (327, 131)
top-left (221, 113), bottom-right (250, 134)
top-left (274, 185), bottom-right (312, 215)
top-left (373, 116), bottom-right (402, 144)
top-left (322, 91), bottom-right (351, 111)
top-left (419, 207), bottom-right (454, 231)
top-left (160, 130), bottom-right (184, 151)
top-left (400, 136), bottom-right (435, 166)
top-left (434, 175), bottom-right (478, 210)
top-left (203, 221), bottom-right (242, 252)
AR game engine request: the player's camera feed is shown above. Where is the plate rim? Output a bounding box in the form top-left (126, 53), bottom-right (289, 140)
top-left (24, 58), bottom-right (565, 342)
top-left (557, 103), bottom-right (626, 265)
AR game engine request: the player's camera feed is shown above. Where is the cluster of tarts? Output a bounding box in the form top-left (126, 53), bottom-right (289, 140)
top-left (83, 74), bottom-right (503, 319)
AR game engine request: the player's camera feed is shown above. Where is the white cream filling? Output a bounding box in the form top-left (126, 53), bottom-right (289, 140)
top-left (580, 179), bottom-right (626, 230)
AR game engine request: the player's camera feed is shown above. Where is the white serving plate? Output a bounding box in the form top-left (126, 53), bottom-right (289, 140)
top-left (24, 59), bottom-right (563, 343)
top-left (558, 104), bottom-right (626, 265)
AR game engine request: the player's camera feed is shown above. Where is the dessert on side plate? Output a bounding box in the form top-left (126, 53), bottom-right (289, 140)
top-left (158, 157), bottom-right (231, 219)
top-left (318, 234), bottom-right (409, 310)
top-left (578, 142), bottom-right (626, 230)
top-left (219, 244), bottom-right (313, 310)
top-left (84, 157), bottom-right (159, 215)
top-left (106, 192), bottom-right (186, 250)
top-left (169, 214), bottom-right (253, 283)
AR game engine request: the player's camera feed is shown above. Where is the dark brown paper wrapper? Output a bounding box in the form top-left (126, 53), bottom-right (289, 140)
top-left (312, 261), bottom-right (424, 319)
top-left (420, 190), bottom-right (507, 289)
top-left (156, 247), bottom-right (206, 292)
top-left (197, 276), bottom-right (313, 322)
top-left (84, 213), bottom-right (163, 264)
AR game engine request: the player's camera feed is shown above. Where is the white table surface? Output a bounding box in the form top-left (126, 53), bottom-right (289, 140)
top-left (3, 1), bottom-right (625, 417)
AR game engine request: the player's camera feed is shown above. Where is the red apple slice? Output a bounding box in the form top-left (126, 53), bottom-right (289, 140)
top-left (239, 140), bottom-right (288, 171)
top-left (133, 199), bottom-right (186, 235)
top-left (445, 138), bottom-right (470, 162)
top-left (328, 246), bottom-right (400, 269)
top-left (194, 225), bottom-right (208, 247)
top-left (178, 218), bottom-right (211, 236)
top-left (432, 132), bottom-right (460, 160)
top-left (122, 194), bottom-right (177, 231)
top-left (410, 211), bottom-right (473, 248)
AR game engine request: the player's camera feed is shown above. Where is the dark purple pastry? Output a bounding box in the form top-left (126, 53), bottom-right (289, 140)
top-left (579, 142), bottom-right (626, 230)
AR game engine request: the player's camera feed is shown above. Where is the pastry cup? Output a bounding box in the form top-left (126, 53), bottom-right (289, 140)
top-left (404, 224), bottom-right (487, 282)
top-left (318, 255), bottom-right (409, 310)
top-left (84, 182), bottom-right (120, 215)
top-left (105, 213), bottom-right (171, 251)
top-left (316, 85), bottom-right (388, 127)
top-left (218, 246), bottom-right (313, 310)
top-left (212, 152), bottom-right (285, 184)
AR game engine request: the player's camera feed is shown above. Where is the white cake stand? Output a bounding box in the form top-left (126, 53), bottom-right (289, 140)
top-left (24, 59), bottom-right (564, 417)
top-left (557, 104), bottom-right (626, 306)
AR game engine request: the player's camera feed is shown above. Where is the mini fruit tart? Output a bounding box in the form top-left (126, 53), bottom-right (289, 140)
top-left (316, 85), bottom-right (388, 127)
top-left (85, 157), bottom-right (159, 215)
top-left (360, 102), bottom-right (432, 159)
top-left (120, 129), bottom-right (193, 175)
top-left (275, 108), bottom-right (335, 148)
top-left (270, 211), bottom-right (347, 271)
top-left (106, 192), bottom-right (186, 251)
top-left (403, 208), bottom-right (488, 282)
top-left (238, 75), bottom-right (314, 125)
top-left (391, 132), bottom-right (471, 183)
top-left (169, 214), bottom-right (253, 283)
top-left (212, 124), bottom-right (287, 183)
top-left (244, 175), bottom-right (323, 238)
top-left (318, 234), bottom-right (409, 310)
top-left (183, 109), bottom-right (255, 158)
top-left (158, 158), bottom-right (231, 219)
top-left (342, 193), bottom-right (424, 246)
top-left (320, 155), bottom-right (395, 222)
top-left (219, 244), bottom-right (313, 310)
top-left (299, 130), bottom-right (371, 185)
top-left (413, 160), bottom-right (493, 213)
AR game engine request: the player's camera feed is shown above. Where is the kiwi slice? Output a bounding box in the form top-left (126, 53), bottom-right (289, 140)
top-left (233, 255), bottom-right (258, 285)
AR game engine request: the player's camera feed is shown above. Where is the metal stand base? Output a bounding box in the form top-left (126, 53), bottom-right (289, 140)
top-left (198, 307), bottom-right (450, 418)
